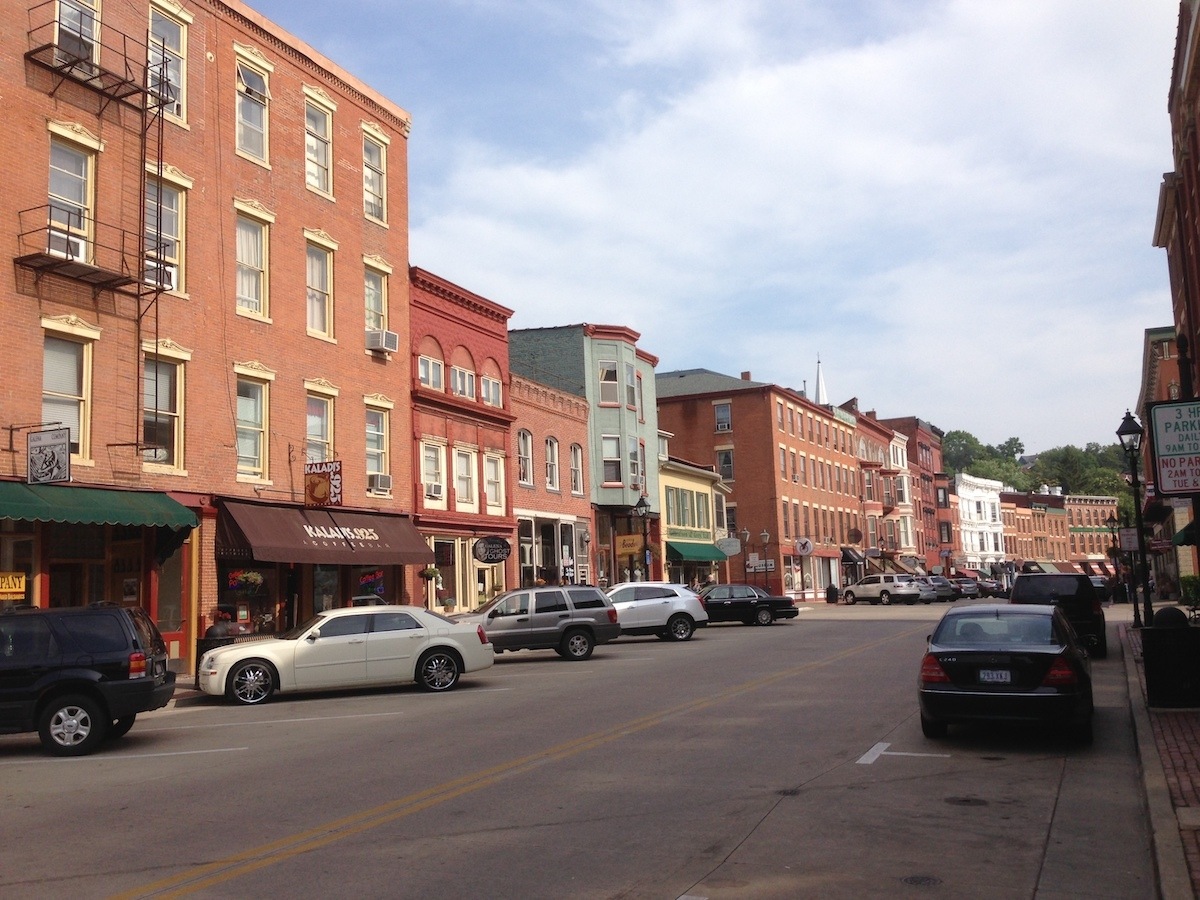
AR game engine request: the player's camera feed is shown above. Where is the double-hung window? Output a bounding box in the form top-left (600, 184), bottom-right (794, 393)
top-left (142, 355), bottom-right (183, 468)
top-left (57, 0), bottom-right (98, 70)
top-left (148, 5), bottom-right (188, 120)
top-left (545, 438), bottom-right (559, 490)
top-left (305, 394), bottom-right (333, 463)
top-left (716, 449), bottom-right (734, 481)
top-left (363, 127), bottom-right (387, 222)
top-left (418, 356), bottom-right (443, 390)
top-left (304, 90), bottom-right (335, 195)
top-left (517, 430), bottom-right (533, 485)
top-left (236, 375), bottom-right (269, 478)
top-left (145, 178), bottom-right (183, 292)
top-left (455, 449), bottom-right (476, 510)
top-left (306, 240), bottom-right (334, 338)
top-left (48, 137), bottom-right (93, 261)
top-left (624, 363), bottom-right (637, 407)
top-left (43, 333), bottom-right (92, 458)
top-left (235, 205), bottom-right (271, 317)
top-left (364, 265), bottom-right (386, 332)
top-left (485, 456), bottom-right (504, 511)
top-left (480, 376), bottom-right (502, 407)
top-left (602, 436), bottom-right (622, 484)
top-left (598, 362), bottom-right (618, 404)
top-left (423, 443), bottom-right (445, 500)
top-left (235, 52), bottom-right (270, 161)
top-left (570, 444), bottom-right (584, 494)
top-left (365, 406), bottom-right (388, 484)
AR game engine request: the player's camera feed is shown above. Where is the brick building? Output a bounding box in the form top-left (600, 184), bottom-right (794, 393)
top-left (410, 268), bottom-right (515, 612)
top-left (876, 416), bottom-right (945, 571)
top-left (2, 0), bottom-right (430, 670)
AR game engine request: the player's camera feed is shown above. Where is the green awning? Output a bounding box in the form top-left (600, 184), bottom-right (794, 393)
top-left (666, 541), bottom-right (727, 562)
top-left (1174, 520), bottom-right (1198, 546)
top-left (0, 481), bottom-right (197, 529)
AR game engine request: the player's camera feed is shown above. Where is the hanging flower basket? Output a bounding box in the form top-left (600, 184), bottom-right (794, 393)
top-left (419, 566), bottom-right (439, 581)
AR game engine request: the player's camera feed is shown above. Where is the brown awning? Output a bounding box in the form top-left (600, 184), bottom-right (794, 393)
top-left (218, 500), bottom-right (434, 565)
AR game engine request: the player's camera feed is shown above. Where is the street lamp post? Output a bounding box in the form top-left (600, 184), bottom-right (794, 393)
top-left (1117, 411), bottom-right (1153, 627)
top-left (1105, 513), bottom-right (1119, 602)
top-left (759, 529), bottom-right (771, 590)
top-left (634, 495), bottom-right (650, 581)
top-left (741, 527), bottom-right (751, 583)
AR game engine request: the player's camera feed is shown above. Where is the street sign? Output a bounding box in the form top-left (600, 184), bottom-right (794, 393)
top-left (27, 428), bottom-right (70, 484)
top-left (715, 537), bottom-right (743, 556)
top-left (1149, 401), bottom-right (1200, 496)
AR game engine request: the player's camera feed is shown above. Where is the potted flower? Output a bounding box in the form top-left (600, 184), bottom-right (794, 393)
top-left (419, 566), bottom-right (439, 581)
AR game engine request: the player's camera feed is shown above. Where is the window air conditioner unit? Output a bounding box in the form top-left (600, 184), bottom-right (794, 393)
top-left (47, 230), bottom-right (86, 261)
top-left (144, 260), bottom-right (177, 291)
top-left (715, 422), bottom-right (732, 432)
top-left (368, 473), bottom-right (392, 493)
top-left (425, 482), bottom-right (443, 499)
top-left (366, 329), bottom-right (400, 353)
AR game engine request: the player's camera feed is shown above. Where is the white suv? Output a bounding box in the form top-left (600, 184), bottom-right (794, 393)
top-left (842, 574), bottom-right (922, 606)
top-left (605, 582), bottom-right (708, 641)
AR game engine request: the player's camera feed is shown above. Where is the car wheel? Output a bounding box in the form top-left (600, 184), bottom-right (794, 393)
top-left (108, 715), bottom-right (136, 740)
top-left (560, 629), bottom-right (594, 660)
top-left (754, 606), bottom-right (774, 626)
top-left (880, 591), bottom-right (891, 606)
top-left (39, 694), bottom-right (108, 757)
top-left (665, 613), bottom-right (695, 641)
top-left (228, 659), bottom-right (276, 705)
top-left (417, 649), bottom-right (461, 691)
top-left (920, 714), bottom-right (947, 739)
top-left (843, 592), bottom-right (856, 605)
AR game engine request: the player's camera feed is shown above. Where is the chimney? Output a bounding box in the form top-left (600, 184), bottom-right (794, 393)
top-left (740, 371), bottom-right (751, 381)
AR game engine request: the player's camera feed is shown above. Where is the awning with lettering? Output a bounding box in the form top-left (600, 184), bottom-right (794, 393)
top-left (218, 500), bottom-right (433, 565)
top-left (666, 541), bottom-right (727, 562)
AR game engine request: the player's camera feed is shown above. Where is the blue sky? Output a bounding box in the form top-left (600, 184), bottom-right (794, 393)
top-left (247, 0), bottom-right (1178, 454)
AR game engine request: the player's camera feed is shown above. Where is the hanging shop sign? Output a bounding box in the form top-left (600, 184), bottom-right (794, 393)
top-left (304, 460), bottom-right (343, 507)
top-left (0, 572), bottom-right (26, 599)
top-left (472, 536), bottom-right (512, 563)
top-left (27, 428), bottom-right (70, 485)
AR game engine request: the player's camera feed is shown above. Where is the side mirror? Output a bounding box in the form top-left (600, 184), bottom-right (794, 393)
top-left (306, 628), bottom-right (320, 642)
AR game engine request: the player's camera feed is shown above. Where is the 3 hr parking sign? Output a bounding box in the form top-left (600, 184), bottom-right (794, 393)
top-left (1150, 400), bottom-right (1200, 496)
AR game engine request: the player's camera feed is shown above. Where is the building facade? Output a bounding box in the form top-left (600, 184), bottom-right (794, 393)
top-left (955, 473), bottom-right (1005, 572)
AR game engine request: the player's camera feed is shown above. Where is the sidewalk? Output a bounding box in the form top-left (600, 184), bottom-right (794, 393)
top-left (1124, 622), bottom-right (1200, 899)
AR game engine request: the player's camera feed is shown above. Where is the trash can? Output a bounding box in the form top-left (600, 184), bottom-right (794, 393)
top-left (826, 583), bottom-right (839, 605)
top-left (1141, 611), bottom-right (1200, 708)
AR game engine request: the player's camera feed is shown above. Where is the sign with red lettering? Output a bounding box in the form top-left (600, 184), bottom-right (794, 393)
top-left (1149, 402), bottom-right (1200, 496)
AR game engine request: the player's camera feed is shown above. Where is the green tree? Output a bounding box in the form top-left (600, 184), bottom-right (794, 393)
top-left (942, 430), bottom-right (985, 473)
top-left (965, 457), bottom-right (1033, 490)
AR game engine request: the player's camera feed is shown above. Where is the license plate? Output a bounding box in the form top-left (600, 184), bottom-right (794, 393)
top-left (978, 669), bottom-right (1011, 684)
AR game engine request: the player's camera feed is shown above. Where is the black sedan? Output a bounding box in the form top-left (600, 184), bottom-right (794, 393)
top-left (917, 604), bottom-right (1094, 742)
top-left (697, 583), bottom-right (799, 625)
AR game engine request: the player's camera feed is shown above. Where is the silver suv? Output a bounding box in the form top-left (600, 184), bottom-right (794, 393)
top-left (843, 574), bottom-right (922, 605)
top-left (457, 586), bottom-right (621, 660)
top-left (605, 582), bottom-right (708, 641)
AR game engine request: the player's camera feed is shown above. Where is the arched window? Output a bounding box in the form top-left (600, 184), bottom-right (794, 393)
top-left (570, 444), bottom-right (584, 494)
top-left (517, 430), bottom-right (533, 485)
top-left (545, 437), bottom-right (559, 490)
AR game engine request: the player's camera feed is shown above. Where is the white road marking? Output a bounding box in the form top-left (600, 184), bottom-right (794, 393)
top-left (141, 711), bottom-right (406, 731)
top-left (0, 747), bottom-right (249, 764)
top-left (857, 741), bottom-right (951, 764)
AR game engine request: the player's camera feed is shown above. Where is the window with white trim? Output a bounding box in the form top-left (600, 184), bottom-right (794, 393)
top-left (236, 376), bottom-right (268, 477)
top-left (422, 442), bottom-right (445, 500)
top-left (480, 376), bottom-right (502, 407)
top-left (363, 133), bottom-right (387, 222)
top-left (148, 5), bottom-right (187, 120)
top-left (305, 100), bottom-right (332, 194)
top-left (144, 178), bottom-right (182, 292)
top-left (602, 435), bottom-right (622, 484)
top-left (49, 138), bottom-right (93, 261)
top-left (364, 266), bottom-right (386, 332)
top-left (545, 438), bottom-right (559, 490)
top-left (450, 366), bottom-right (475, 400)
top-left (570, 443), bottom-right (584, 494)
top-left (418, 356), bottom-right (443, 390)
top-left (235, 213), bottom-right (267, 315)
top-left (624, 363), bottom-right (636, 407)
top-left (517, 430), bottom-right (533, 485)
top-left (236, 59), bottom-right (269, 161)
top-left (142, 356), bottom-right (183, 467)
top-left (455, 448), bottom-right (477, 511)
top-left (306, 243), bottom-right (333, 337)
top-left (485, 455), bottom-right (504, 511)
top-left (598, 361), bottom-right (618, 404)
top-left (43, 335), bottom-right (91, 458)
top-left (57, 0), bottom-right (98, 70)
top-left (305, 394), bottom-right (333, 462)
top-left (365, 406), bottom-right (388, 482)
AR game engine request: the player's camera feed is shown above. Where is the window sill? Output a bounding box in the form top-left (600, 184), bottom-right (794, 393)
top-left (236, 473), bottom-right (272, 485)
top-left (142, 463), bottom-right (189, 477)
top-left (306, 331), bottom-right (338, 344)
top-left (235, 307), bottom-right (272, 324)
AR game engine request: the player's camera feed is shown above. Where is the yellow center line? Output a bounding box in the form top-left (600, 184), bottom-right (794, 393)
top-left (115, 625), bottom-right (923, 898)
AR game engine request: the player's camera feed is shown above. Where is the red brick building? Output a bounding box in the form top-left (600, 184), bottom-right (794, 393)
top-left (508, 375), bottom-right (593, 587)
top-left (876, 415), bottom-right (945, 571)
top-left (409, 268), bottom-right (516, 611)
top-left (2, 1), bottom-right (429, 670)
top-left (656, 369), bottom-right (860, 599)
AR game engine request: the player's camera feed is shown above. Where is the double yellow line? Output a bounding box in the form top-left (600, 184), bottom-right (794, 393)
top-left (116, 627), bottom-right (915, 898)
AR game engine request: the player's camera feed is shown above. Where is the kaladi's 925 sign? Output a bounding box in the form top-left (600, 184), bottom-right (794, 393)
top-left (1149, 401), bottom-right (1200, 496)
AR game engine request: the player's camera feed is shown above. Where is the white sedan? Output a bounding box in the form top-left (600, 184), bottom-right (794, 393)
top-left (197, 605), bottom-right (494, 704)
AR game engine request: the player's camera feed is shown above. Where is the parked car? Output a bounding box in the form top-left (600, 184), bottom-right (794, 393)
top-left (912, 578), bottom-right (938, 604)
top-left (197, 605), bottom-right (494, 704)
top-left (456, 585), bottom-right (621, 660)
top-left (917, 603), bottom-right (1094, 742)
top-left (1008, 572), bottom-right (1107, 659)
top-left (605, 582), bottom-right (708, 641)
top-left (0, 604), bottom-right (176, 756)
top-left (1088, 576), bottom-right (1110, 601)
top-left (952, 577), bottom-right (981, 599)
top-left (975, 578), bottom-right (1000, 597)
top-left (842, 574), bottom-right (922, 606)
top-left (925, 575), bottom-right (958, 602)
top-left (696, 583), bottom-right (799, 624)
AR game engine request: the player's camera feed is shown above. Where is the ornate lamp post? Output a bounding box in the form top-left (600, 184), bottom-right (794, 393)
top-left (1117, 411), bottom-right (1153, 627)
top-left (1105, 513), bottom-right (1119, 601)
top-left (759, 529), bottom-right (771, 589)
top-left (741, 527), bottom-right (751, 583)
top-left (634, 495), bottom-right (650, 581)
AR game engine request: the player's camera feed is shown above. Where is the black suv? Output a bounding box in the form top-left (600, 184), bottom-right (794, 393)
top-left (1008, 573), bottom-right (1107, 659)
top-left (0, 605), bottom-right (176, 755)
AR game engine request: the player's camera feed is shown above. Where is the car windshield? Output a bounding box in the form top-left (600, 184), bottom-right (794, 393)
top-left (934, 612), bottom-right (1056, 646)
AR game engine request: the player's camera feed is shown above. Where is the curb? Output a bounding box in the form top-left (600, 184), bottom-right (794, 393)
top-left (1122, 623), bottom-right (1193, 899)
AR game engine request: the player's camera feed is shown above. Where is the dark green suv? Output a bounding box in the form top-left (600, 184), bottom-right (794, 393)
top-left (1008, 573), bottom-right (1107, 659)
top-left (0, 605), bottom-right (176, 756)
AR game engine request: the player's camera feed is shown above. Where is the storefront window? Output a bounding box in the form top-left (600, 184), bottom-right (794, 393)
top-left (216, 564), bottom-right (278, 634)
top-left (313, 564), bottom-right (340, 613)
top-left (157, 543), bottom-right (184, 633)
top-left (353, 566), bottom-right (386, 603)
